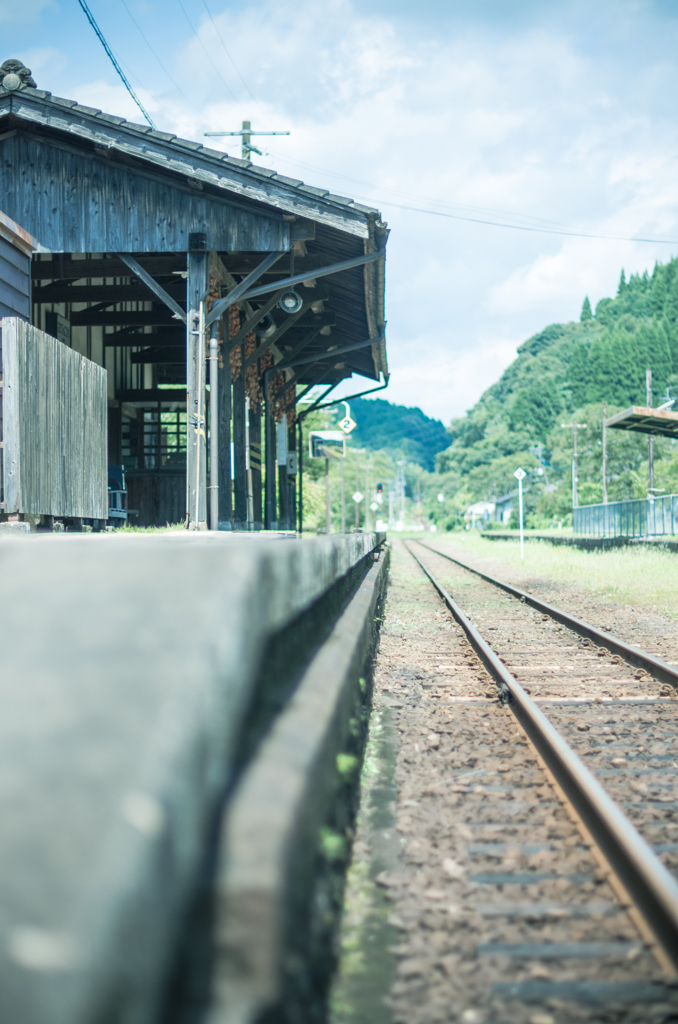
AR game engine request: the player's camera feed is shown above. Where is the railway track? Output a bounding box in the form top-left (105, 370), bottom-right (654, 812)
top-left (335, 538), bottom-right (678, 1024)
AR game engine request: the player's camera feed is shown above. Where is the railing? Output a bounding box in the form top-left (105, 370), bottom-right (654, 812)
top-left (574, 495), bottom-right (678, 537)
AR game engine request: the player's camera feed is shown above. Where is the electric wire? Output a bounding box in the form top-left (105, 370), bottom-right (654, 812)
top-left (76, 0), bottom-right (156, 128)
top-left (117, 0), bottom-right (207, 120)
top-left (176, 0), bottom-right (240, 104)
top-left (261, 153), bottom-right (582, 231)
top-left (260, 151), bottom-right (678, 244)
top-left (199, 0), bottom-right (271, 125)
top-left (348, 196), bottom-right (678, 245)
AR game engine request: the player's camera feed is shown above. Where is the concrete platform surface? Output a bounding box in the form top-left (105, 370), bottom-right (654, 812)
top-left (0, 532), bottom-right (381, 1024)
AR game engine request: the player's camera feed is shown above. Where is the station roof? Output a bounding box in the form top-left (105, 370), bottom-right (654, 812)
top-left (604, 406), bottom-right (678, 438)
top-left (0, 59), bottom-right (388, 388)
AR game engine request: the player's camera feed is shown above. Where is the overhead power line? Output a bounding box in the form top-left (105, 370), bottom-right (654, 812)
top-left (264, 152), bottom-right (678, 245)
top-left (350, 197), bottom-right (678, 245)
top-left (176, 0), bottom-right (240, 103)
top-left (117, 0), bottom-right (206, 120)
top-left (76, 0), bottom-right (156, 128)
top-left (200, 0), bottom-right (270, 124)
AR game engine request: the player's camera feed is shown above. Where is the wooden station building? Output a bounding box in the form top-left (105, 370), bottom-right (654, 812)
top-left (0, 58), bottom-right (388, 530)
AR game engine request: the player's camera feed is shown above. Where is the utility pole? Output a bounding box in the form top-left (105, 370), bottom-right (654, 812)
top-left (397, 460), bottom-right (406, 525)
top-left (204, 120), bottom-right (290, 162)
top-left (340, 455), bottom-right (345, 534)
top-left (365, 465), bottom-right (370, 533)
top-left (647, 368), bottom-right (654, 494)
top-left (562, 423), bottom-right (587, 508)
top-left (602, 402), bottom-right (608, 504)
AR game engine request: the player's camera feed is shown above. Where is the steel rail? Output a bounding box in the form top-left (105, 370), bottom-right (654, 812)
top-left (417, 540), bottom-right (678, 689)
top-left (404, 540), bottom-right (678, 974)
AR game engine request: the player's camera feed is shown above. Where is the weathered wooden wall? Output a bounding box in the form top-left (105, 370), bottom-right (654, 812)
top-left (0, 236), bottom-right (30, 319)
top-left (0, 134), bottom-right (289, 253)
top-left (1, 318), bottom-right (108, 518)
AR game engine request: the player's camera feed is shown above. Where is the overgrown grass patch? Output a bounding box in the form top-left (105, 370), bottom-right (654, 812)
top-left (432, 531), bottom-right (678, 621)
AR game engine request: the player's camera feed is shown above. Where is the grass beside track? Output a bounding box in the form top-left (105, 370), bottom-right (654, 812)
top-left (415, 529), bottom-right (678, 622)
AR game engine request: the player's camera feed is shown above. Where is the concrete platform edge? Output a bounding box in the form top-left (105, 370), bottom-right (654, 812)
top-left (208, 547), bottom-right (391, 1024)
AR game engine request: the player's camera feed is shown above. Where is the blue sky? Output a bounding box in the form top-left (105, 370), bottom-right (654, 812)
top-left (4, 0), bottom-right (678, 422)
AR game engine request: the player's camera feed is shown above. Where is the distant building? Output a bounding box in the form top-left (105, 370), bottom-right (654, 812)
top-left (465, 500), bottom-right (495, 527)
top-left (494, 487), bottom-right (531, 524)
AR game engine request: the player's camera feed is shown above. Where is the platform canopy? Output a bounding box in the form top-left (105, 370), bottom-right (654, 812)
top-left (604, 405), bottom-right (678, 438)
top-left (0, 59), bottom-right (388, 390)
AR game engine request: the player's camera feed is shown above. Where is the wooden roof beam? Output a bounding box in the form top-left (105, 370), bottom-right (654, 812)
top-left (117, 253), bottom-right (187, 323)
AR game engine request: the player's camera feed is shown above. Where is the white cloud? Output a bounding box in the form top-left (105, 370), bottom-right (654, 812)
top-left (0, 0), bottom-right (54, 27)
top-left (11, 0), bottom-right (678, 423)
top-left (123, 4), bottom-right (678, 418)
top-left (383, 334), bottom-right (519, 423)
top-left (68, 78), bottom-right (161, 125)
top-left (15, 47), bottom-right (67, 79)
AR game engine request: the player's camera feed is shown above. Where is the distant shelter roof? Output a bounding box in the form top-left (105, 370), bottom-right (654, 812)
top-left (604, 406), bottom-right (678, 439)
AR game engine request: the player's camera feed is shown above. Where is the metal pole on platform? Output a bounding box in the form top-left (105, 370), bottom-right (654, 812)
top-left (298, 418), bottom-right (303, 535)
top-left (602, 402), bottom-right (608, 506)
top-left (208, 324), bottom-right (219, 529)
top-left (514, 467), bottom-right (526, 561)
top-left (341, 455), bottom-right (345, 533)
top-left (562, 423), bottom-right (587, 509)
top-left (325, 457), bottom-right (331, 534)
top-left (647, 369), bottom-right (654, 494)
top-left (355, 458), bottom-right (360, 531)
top-left (186, 250), bottom-right (209, 529)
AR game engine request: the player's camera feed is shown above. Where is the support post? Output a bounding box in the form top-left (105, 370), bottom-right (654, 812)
top-left (208, 324), bottom-right (219, 530)
top-left (186, 251), bottom-right (209, 529)
top-left (233, 343), bottom-right (247, 530)
top-left (355, 458), bottom-right (360, 531)
top-left (264, 371), bottom-right (276, 530)
top-left (562, 423), bottom-right (587, 510)
top-left (218, 316), bottom-right (232, 529)
top-left (287, 417), bottom-right (296, 533)
top-left (365, 465), bottom-right (369, 533)
top-left (518, 477), bottom-right (524, 561)
top-left (602, 401), bottom-right (608, 505)
top-left (325, 457), bottom-right (331, 534)
top-left (341, 455), bottom-right (345, 533)
top-left (647, 368), bottom-right (654, 494)
top-left (250, 402), bottom-right (263, 530)
top-left (277, 414), bottom-right (289, 530)
top-left (298, 417), bottom-right (303, 534)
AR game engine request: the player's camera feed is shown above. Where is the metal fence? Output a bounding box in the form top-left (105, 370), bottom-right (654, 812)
top-left (1, 317), bottom-right (108, 518)
top-left (574, 495), bottom-right (678, 537)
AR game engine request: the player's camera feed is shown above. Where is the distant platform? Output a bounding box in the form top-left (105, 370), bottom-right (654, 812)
top-left (604, 405), bottom-right (678, 437)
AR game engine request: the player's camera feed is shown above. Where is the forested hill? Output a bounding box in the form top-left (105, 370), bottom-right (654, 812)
top-left (340, 397), bottom-right (449, 471)
top-left (437, 257), bottom-right (678, 498)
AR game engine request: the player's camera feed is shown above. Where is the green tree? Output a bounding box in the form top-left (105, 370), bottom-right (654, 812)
top-left (617, 269), bottom-right (627, 296)
top-left (567, 342), bottom-right (589, 407)
top-left (580, 296), bottom-right (593, 322)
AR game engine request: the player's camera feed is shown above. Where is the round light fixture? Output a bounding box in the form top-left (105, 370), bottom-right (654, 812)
top-left (254, 313), bottom-right (276, 339)
top-left (278, 289), bottom-right (303, 315)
